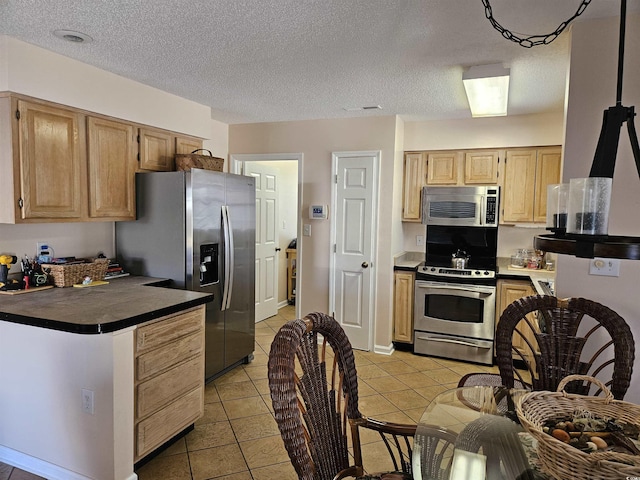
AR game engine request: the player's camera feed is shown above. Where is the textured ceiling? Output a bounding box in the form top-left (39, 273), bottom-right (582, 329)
top-left (0, 0), bottom-right (635, 124)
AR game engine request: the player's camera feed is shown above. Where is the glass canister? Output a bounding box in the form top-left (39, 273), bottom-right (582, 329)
top-left (546, 183), bottom-right (569, 230)
top-left (567, 177), bottom-right (612, 235)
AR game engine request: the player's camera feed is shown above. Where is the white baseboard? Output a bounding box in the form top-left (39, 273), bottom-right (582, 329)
top-left (373, 343), bottom-right (395, 355)
top-left (0, 446), bottom-right (138, 480)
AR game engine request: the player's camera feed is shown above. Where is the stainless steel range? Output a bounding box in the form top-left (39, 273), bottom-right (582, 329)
top-left (413, 186), bottom-right (499, 365)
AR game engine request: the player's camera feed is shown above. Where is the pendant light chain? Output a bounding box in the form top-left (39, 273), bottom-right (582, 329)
top-left (482, 0), bottom-right (592, 48)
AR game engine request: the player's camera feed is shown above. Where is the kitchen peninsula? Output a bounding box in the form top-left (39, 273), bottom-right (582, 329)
top-left (0, 276), bottom-right (212, 480)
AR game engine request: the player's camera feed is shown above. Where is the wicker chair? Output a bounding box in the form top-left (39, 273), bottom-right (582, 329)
top-left (268, 312), bottom-right (424, 480)
top-left (458, 296), bottom-right (635, 400)
top-left (412, 425), bottom-right (457, 480)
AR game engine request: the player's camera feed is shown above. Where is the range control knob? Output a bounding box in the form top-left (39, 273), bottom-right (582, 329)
top-left (484, 271), bottom-right (490, 275)
top-left (475, 271), bottom-right (480, 275)
top-left (430, 267), bottom-right (436, 272)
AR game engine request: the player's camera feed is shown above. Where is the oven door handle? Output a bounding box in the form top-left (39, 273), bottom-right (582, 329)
top-left (416, 282), bottom-right (495, 296)
top-left (416, 335), bottom-right (493, 349)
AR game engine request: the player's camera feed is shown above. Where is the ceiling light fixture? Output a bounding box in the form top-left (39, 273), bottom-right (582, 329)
top-left (53, 29), bottom-right (93, 44)
top-left (462, 64), bottom-right (510, 118)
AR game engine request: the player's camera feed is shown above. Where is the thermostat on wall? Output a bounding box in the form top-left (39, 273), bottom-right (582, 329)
top-left (309, 205), bottom-right (329, 219)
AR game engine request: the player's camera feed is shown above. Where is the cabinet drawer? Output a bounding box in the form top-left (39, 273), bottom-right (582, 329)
top-left (136, 386), bottom-right (203, 459)
top-left (136, 331), bottom-right (203, 381)
top-left (137, 355), bottom-right (203, 418)
top-left (136, 307), bottom-right (203, 353)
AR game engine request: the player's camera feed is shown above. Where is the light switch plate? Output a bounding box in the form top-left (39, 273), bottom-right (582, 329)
top-left (303, 224), bottom-right (311, 236)
top-left (589, 257), bottom-right (620, 277)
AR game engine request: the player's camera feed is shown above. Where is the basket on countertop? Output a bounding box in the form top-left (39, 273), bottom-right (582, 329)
top-left (175, 149), bottom-right (224, 172)
top-left (516, 374), bottom-right (640, 480)
top-left (41, 258), bottom-right (109, 287)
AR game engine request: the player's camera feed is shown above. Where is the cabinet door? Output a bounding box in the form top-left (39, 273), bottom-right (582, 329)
top-left (87, 117), bottom-right (136, 219)
top-left (17, 100), bottom-right (84, 219)
top-left (393, 271), bottom-right (414, 343)
top-left (533, 147), bottom-right (562, 222)
top-left (286, 249), bottom-right (297, 304)
top-left (502, 149), bottom-right (537, 223)
top-left (175, 136), bottom-right (202, 155)
top-left (402, 152), bottom-right (426, 221)
top-left (427, 152), bottom-right (459, 185)
top-left (497, 280), bottom-right (537, 358)
top-left (464, 150), bottom-right (499, 184)
top-left (139, 127), bottom-right (175, 171)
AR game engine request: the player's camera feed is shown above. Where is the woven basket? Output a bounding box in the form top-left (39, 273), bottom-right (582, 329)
top-left (516, 374), bottom-right (640, 480)
top-left (175, 149), bottom-right (224, 172)
top-left (41, 258), bottom-right (109, 287)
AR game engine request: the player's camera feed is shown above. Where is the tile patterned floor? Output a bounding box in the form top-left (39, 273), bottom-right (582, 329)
top-left (1, 305), bottom-right (499, 480)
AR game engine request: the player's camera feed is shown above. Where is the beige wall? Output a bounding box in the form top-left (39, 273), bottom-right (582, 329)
top-left (558, 15), bottom-right (640, 403)
top-left (1, 36), bottom-right (211, 137)
top-left (229, 116), bottom-right (398, 349)
top-left (203, 118), bottom-right (230, 161)
top-left (404, 113), bottom-right (564, 151)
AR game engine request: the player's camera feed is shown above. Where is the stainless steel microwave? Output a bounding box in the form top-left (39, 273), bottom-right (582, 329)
top-left (422, 185), bottom-right (499, 227)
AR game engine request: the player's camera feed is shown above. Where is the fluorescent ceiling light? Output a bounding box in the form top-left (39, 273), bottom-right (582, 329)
top-left (463, 64), bottom-right (510, 117)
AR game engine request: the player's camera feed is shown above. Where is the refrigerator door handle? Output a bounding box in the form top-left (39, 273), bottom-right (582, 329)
top-left (221, 205), bottom-right (232, 310)
top-left (226, 205), bottom-right (235, 309)
top-left (220, 205), bottom-right (230, 310)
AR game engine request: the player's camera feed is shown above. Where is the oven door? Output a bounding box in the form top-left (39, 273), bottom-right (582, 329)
top-left (414, 280), bottom-right (496, 340)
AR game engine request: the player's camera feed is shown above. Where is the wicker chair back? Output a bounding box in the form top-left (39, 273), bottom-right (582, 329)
top-left (268, 312), bottom-right (419, 480)
top-left (495, 296), bottom-right (635, 400)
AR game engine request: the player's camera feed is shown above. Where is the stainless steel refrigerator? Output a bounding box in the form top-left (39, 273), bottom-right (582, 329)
top-left (115, 169), bottom-right (256, 381)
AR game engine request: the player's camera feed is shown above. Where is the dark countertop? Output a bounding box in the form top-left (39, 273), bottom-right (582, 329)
top-left (0, 275), bottom-right (213, 334)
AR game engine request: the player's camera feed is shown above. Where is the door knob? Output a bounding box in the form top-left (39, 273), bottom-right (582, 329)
top-left (361, 262), bottom-right (369, 268)
top-left (275, 247), bottom-right (281, 252)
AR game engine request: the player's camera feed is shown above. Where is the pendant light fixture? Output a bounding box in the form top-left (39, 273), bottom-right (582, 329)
top-left (533, 0), bottom-right (640, 259)
top-left (483, 0), bottom-right (640, 259)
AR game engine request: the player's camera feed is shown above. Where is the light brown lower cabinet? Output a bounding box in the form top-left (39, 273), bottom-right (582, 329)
top-left (134, 306), bottom-right (205, 461)
top-left (393, 271), bottom-right (415, 343)
top-left (496, 279), bottom-right (539, 362)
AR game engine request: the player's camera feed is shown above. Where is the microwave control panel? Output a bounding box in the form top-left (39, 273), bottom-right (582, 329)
top-left (485, 196), bottom-right (497, 224)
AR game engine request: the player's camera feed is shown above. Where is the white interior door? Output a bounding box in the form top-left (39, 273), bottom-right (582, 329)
top-left (245, 162), bottom-right (279, 321)
top-left (331, 151), bottom-right (379, 351)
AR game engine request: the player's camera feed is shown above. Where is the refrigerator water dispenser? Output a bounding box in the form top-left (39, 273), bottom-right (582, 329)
top-left (200, 243), bottom-right (219, 286)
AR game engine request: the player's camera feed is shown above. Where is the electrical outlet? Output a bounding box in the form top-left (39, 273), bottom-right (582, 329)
top-left (589, 257), bottom-right (621, 277)
top-left (81, 388), bottom-right (95, 415)
top-left (416, 235), bottom-right (424, 246)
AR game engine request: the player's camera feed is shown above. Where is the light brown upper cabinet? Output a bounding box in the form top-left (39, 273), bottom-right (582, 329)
top-left (402, 148), bottom-right (501, 222)
top-left (464, 150), bottom-right (500, 184)
top-left (427, 152), bottom-right (459, 185)
top-left (402, 152), bottom-right (427, 222)
top-left (501, 146), bottom-right (562, 224)
top-left (533, 147), bottom-right (563, 222)
top-left (138, 127), bottom-right (176, 171)
top-left (87, 116), bottom-right (137, 220)
top-left (0, 97), bottom-right (86, 223)
top-left (0, 93), bottom-right (204, 223)
top-left (175, 136), bottom-right (203, 155)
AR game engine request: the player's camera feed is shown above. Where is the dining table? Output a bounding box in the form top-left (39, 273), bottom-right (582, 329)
top-left (412, 385), bottom-right (551, 480)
